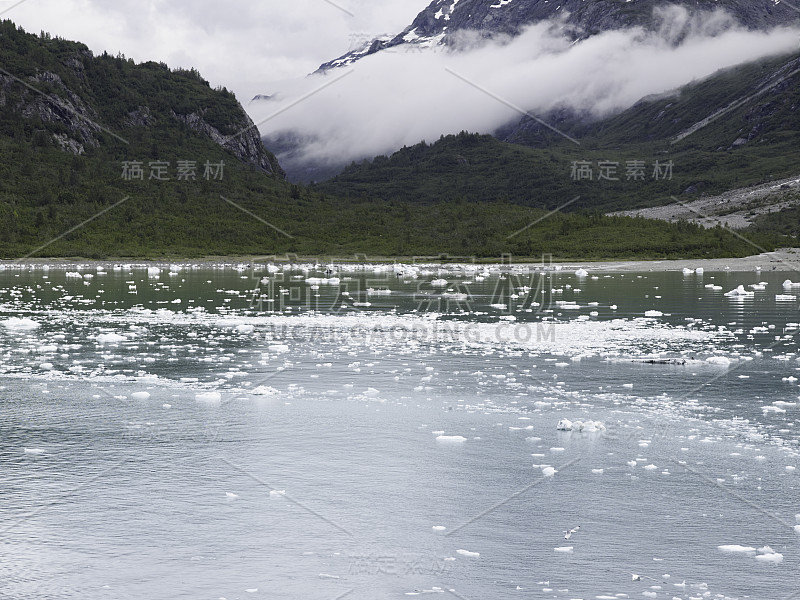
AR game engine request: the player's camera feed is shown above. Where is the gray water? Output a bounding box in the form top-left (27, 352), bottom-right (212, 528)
top-left (1, 262), bottom-right (798, 600)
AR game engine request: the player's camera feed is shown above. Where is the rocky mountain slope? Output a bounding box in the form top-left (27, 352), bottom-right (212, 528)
top-left (0, 21), bottom-right (282, 176)
top-left (318, 0), bottom-right (794, 71)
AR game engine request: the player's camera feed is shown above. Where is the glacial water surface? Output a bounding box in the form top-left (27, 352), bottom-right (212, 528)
top-left (0, 262), bottom-right (799, 600)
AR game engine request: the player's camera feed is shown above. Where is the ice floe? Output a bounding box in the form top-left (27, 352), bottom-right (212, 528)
top-left (2, 317), bottom-right (40, 330)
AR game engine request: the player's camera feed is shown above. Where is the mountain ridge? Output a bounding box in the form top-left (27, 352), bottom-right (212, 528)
top-left (317, 0), bottom-right (795, 71)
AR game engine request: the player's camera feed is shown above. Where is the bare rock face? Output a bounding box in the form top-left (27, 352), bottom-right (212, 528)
top-left (317, 0), bottom-right (795, 71)
top-left (170, 109), bottom-right (282, 176)
top-left (11, 70), bottom-right (103, 153)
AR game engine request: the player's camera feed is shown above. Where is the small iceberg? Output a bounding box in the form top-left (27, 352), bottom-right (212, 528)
top-left (2, 317), bottom-right (40, 330)
top-left (724, 285), bottom-right (754, 297)
top-left (706, 356), bottom-right (732, 366)
top-left (717, 545), bottom-right (756, 556)
top-left (97, 333), bottom-right (127, 344)
top-left (755, 546), bottom-right (783, 563)
top-left (575, 268), bottom-right (589, 277)
top-left (436, 435), bottom-right (467, 443)
top-left (196, 391), bottom-right (222, 405)
top-left (557, 419), bottom-right (604, 432)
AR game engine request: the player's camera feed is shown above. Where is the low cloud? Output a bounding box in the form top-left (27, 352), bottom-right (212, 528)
top-left (252, 6), bottom-right (800, 178)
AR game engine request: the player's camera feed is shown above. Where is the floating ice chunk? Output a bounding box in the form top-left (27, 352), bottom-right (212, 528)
top-left (706, 356), bottom-right (731, 366)
top-left (592, 469), bottom-right (604, 474)
top-left (432, 526), bottom-right (446, 532)
top-left (718, 545), bottom-right (756, 556)
top-left (643, 464), bottom-right (657, 470)
top-left (541, 466), bottom-right (557, 477)
top-left (2, 317), bottom-right (40, 330)
top-left (644, 310), bottom-right (663, 317)
top-left (575, 268), bottom-right (589, 277)
top-left (682, 268), bottom-right (694, 275)
top-left (610, 304), bottom-right (618, 310)
top-left (430, 279), bottom-right (448, 287)
top-left (776, 294), bottom-right (797, 301)
top-left (755, 547), bottom-right (783, 563)
top-left (442, 292), bottom-right (468, 300)
top-left (147, 267), bottom-right (161, 278)
top-left (695, 267), bottom-right (704, 274)
top-left (196, 391), bottom-right (222, 405)
top-left (755, 553), bottom-right (783, 563)
top-left (436, 435), bottom-right (467, 443)
top-left (456, 549), bottom-right (479, 558)
top-left (250, 386), bottom-right (278, 396)
top-left (236, 324), bottom-right (255, 334)
top-left (556, 419), bottom-right (573, 431)
top-left (268, 344), bottom-right (289, 353)
top-left (724, 285), bottom-right (754, 297)
top-left (131, 391), bottom-right (151, 401)
top-left (269, 490), bottom-right (286, 497)
top-left (23, 448), bottom-right (44, 455)
top-left (225, 492), bottom-right (239, 499)
top-left (554, 546), bottom-right (573, 553)
top-left (39, 362), bottom-right (54, 371)
top-left (783, 279), bottom-right (800, 288)
top-left (97, 333), bottom-right (126, 344)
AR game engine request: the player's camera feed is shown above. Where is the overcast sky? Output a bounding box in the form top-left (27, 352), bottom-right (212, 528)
top-left (4, 0), bottom-right (430, 101)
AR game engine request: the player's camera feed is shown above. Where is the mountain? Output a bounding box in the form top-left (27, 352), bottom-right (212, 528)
top-left (0, 29), bottom-right (281, 176)
top-left (0, 20), bottom-right (790, 260)
top-left (315, 49), bottom-right (800, 213)
top-left (318, 0), bottom-right (794, 71)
